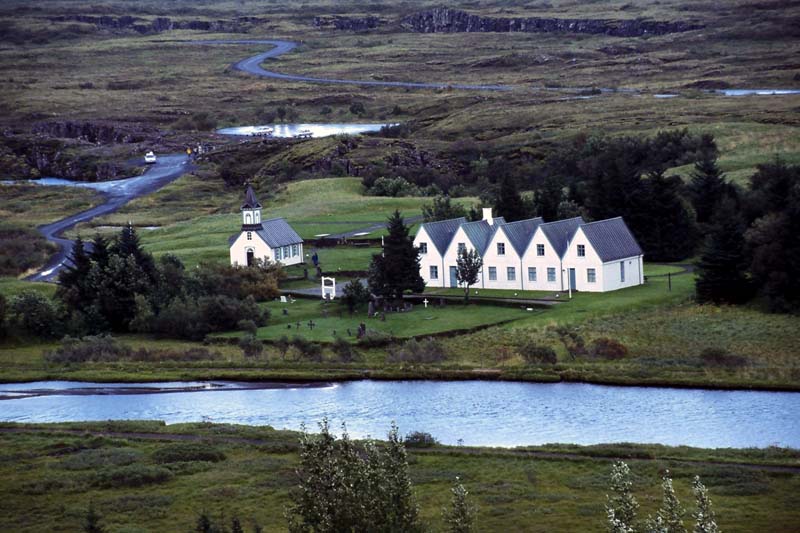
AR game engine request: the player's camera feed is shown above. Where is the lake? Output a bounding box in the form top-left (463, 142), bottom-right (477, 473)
top-left (1, 380), bottom-right (798, 448)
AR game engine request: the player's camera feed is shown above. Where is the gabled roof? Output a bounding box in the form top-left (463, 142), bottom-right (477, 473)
top-left (538, 217), bottom-right (584, 257)
top-left (256, 217), bottom-right (303, 248)
top-left (500, 217), bottom-right (544, 256)
top-left (419, 217), bottom-right (467, 255)
top-left (580, 217), bottom-right (643, 262)
top-left (461, 217), bottom-right (506, 255)
top-left (241, 185), bottom-right (261, 209)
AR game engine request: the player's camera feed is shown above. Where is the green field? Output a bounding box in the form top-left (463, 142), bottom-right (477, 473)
top-left (0, 422), bottom-right (798, 533)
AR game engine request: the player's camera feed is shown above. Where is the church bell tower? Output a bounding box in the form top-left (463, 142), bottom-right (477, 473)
top-left (241, 185), bottom-right (263, 230)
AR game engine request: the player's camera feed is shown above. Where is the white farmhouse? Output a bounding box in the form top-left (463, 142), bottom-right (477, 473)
top-left (229, 185), bottom-right (304, 267)
top-left (413, 208), bottom-right (643, 293)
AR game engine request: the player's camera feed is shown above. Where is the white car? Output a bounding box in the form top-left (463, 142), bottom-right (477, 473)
top-left (144, 151), bottom-right (157, 164)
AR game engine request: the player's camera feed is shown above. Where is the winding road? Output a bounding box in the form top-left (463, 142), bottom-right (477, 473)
top-left (25, 154), bottom-right (191, 282)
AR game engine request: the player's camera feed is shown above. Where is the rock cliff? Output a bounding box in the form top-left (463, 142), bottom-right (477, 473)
top-left (47, 15), bottom-right (268, 34)
top-left (402, 8), bottom-right (702, 37)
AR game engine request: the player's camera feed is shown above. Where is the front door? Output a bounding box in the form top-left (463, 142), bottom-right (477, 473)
top-left (246, 249), bottom-right (254, 267)
top-left (449, 266), bottom-right (458, 288)
top-left (569, 268), bottom-right (576, 291)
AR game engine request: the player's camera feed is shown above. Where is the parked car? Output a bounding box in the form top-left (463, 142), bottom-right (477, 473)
top-left (144, 151), bottom-right (157, 164)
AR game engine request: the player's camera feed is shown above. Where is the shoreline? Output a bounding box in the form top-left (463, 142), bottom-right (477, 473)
top-left (1, 370), bottom-right (798, 393)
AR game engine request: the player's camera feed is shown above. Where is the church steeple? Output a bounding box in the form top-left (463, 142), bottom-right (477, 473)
top-left (241, 185), bottom-right (263, 229)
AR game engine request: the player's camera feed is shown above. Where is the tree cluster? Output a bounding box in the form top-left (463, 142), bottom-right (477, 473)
top-left (51, 226), bottom-right (279, 340)
top-left (368, 211), bottom-right (424, 301)
top-left (606, 461), bottom-right (720, 533)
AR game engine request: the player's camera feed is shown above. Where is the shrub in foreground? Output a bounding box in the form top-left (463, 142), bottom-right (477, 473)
top-left (517, 341), bottom-right (557, 364)
top-left (152, 443), bottom-right (226, 464)
top-left (589, 337), bottom-right (629, 360)
top-left (387, 337), bottom-right (447, 363)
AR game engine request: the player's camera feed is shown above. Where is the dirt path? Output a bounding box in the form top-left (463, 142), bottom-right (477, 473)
top-left (2, 426), bottom-right (797, 474)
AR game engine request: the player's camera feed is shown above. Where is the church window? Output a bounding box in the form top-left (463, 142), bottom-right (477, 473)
top-left (246, 232), bottom-right (252, 241)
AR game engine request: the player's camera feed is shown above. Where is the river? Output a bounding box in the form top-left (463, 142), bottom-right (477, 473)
top-left (1, 380), bottom-right (798, 448)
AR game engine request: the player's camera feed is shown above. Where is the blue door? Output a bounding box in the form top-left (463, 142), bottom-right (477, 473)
top-left (569, 268), bottom-right (576, 291)
top-left (449, 266), bottom-right (458, 288)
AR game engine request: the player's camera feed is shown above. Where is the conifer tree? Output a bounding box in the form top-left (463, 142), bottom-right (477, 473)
top-left (689, 151), bottom-right (728, 225)
top-left (57, 236), bottom-right (92, 310)
top-left (443, 477), bottom-right (476, 533)
top-left (495, 176), bottom-right (528, 222)
top-left (695, 199), bottom-right (752, 304)
top-left (368, 211), bottom-right (424, 300)
top-left (692, 477), bottom-right (719, 533)
top-left (639, 171), bottom-right (697, 262)
top-left (606, 461), bottom-right (639, 532)
top-left (90, 233), bottom-right (110, 268)
top-left (645, 470), bottom-right (686, 533)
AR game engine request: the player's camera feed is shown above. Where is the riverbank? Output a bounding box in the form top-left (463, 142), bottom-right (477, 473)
top-left (1, 421), bottom-right (798, 532)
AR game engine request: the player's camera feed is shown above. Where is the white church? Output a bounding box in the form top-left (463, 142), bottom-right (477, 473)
top-left (229, 185), bottom-right (304, 267)
top-left (414, 208), bottom-right (644, 293)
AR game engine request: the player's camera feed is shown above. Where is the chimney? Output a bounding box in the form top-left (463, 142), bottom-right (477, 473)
top-left (482, 207), bottom-right (494, 225)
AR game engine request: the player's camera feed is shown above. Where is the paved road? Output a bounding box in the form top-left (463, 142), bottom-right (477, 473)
top-left (25, 154), bottom-right (191, 282)
top-left (194, 39), bottom-right (511, 91)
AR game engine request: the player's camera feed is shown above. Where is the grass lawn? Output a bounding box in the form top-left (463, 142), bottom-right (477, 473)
top-left (219, 298), bottom-right (528, 343)
top-left (0, 422), bottom-right (798, 533)
top-left (0, 277), bottom-right (57, 299)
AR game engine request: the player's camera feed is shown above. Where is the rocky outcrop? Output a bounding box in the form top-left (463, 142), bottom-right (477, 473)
top-left (313, 16), bottom-right (385, 31)
top-left (48, 15), bottom-right (268, 34)
top-left (32, 121), bottom-right (158, 145)
top-left (402, 8), bottom-right (702, 37)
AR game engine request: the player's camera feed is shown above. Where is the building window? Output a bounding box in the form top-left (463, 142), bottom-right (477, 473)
top-left (577, 244), bottom-right (585, 257)
top-left (497, 242), bottom-right (505, 255)
top-left (419, 242), bottom-right (428, 254)
top-left (292, 244), bottom-right (299, 256)
top-left (488, 267), bottom-right (497, 281)
top-left (620, 261), bottom-right (625, 282)
top-left (528, 267), bottom-right (537, 282)
top-left (246, 231), bottom-right (252, 241)
top-left (587, 268), bottom-right (596, 283)
top-left (547, 267), bottom-right (556, 282)
top-left (284, 246), bottom-right (290, 258)
top-left (537, 244), bottom-right (545, 256)
top-left (457, 242), bottom-right (466, 254)
top-left (430, 265), bottom-right (438, 279)
top-left (507, 267), bottom-right (516, 281)
top-left (275, 248), bottom-right (282, 260)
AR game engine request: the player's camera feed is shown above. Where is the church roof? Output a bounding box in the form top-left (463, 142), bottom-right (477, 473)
top-left (241, 185), bottom-right (261, 209)
top-left (255, 218), bottom-right (303, 248)
top-left (579, 217), bottom-right (643, 262)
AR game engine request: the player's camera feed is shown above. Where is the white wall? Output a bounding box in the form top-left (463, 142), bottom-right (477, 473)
top-left (442, 226), bottom-right (478, 289)
top-left (520, 227), bottom-right (564, 291)
top-left (414, 227), bottom-right (445, 287)
top-left (230, 232), bottom-right (303, 266)
top-left (482, 226), bottom-right (523, 290)
top-left (563, 228), bottom-right (643, 292)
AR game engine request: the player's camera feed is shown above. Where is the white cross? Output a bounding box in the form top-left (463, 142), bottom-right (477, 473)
top-left (423, 298), bottom-right (429, 308)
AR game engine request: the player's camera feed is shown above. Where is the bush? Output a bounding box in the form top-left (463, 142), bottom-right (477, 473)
top-left (699, 347), bottom-right (748, 368)
top-left (387, 337), bottom-right (447, 363)
top-left (341, 280), bottom-right (370, 314)
top-left (291, 336), bottom-right (323, 362)
top-left (9, 290), bottom-right (62, 339)
top-left (518, 341), bottom-right (557, 364)
top-left (404, 431), bottom-right (439, 448)
top-left (331, 336), bottom-right (358, 362)
top-left (588, 338), bottom-right (629, 360)
top-left (45, 335), bottom-right (131, 363)
top-left (367, 177), bottom-right (421, 197)
top-left (356, 329), bottom-right (395, 347)
top-left (93, 464), bottom-right (173, 488)
top-left (152, 443), bottom-right (226, 464)
top-left (237, 319), bottom-right (258, 336)
top-left (239, 334), bottom-right (264, 358)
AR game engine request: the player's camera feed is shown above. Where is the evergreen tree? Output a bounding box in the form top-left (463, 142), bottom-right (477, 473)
top-left (57, 236), bottom-right (92, 311)
top-left (0, 294), bottom-right (6, 338)
top-left (368, 211), bottom-right (424, 300)
top-left (455, 248), bottom-right (483, 303)
top-left (646, 470), bottom-right (686, 533)
top-left (443, 477), bottom-right (475, 533)
top-left (691, 477), bottom-right (719, 533)
top-left (688, 151), bottom-right (728, 225)
top-left (639, 171), bottom-right (697, 262)
top-left (113, 223), bottom-right (157, 283)
top-left (533, 175), bottom-right (564, 221)
top-left (83, 503), bottom-right (106, 533)
top-left (495, 176), bottom-right (528, 222)
top-left (606, 461), bottom-right (638, 532)
top-left (90, 233), bottom-right (110, 269)
top-left (422, 195), bottom-right (467, 222)
top-left (745, 157), bottom-right (799, 222)
top-left (695, 199), bottom-right (752, 304)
